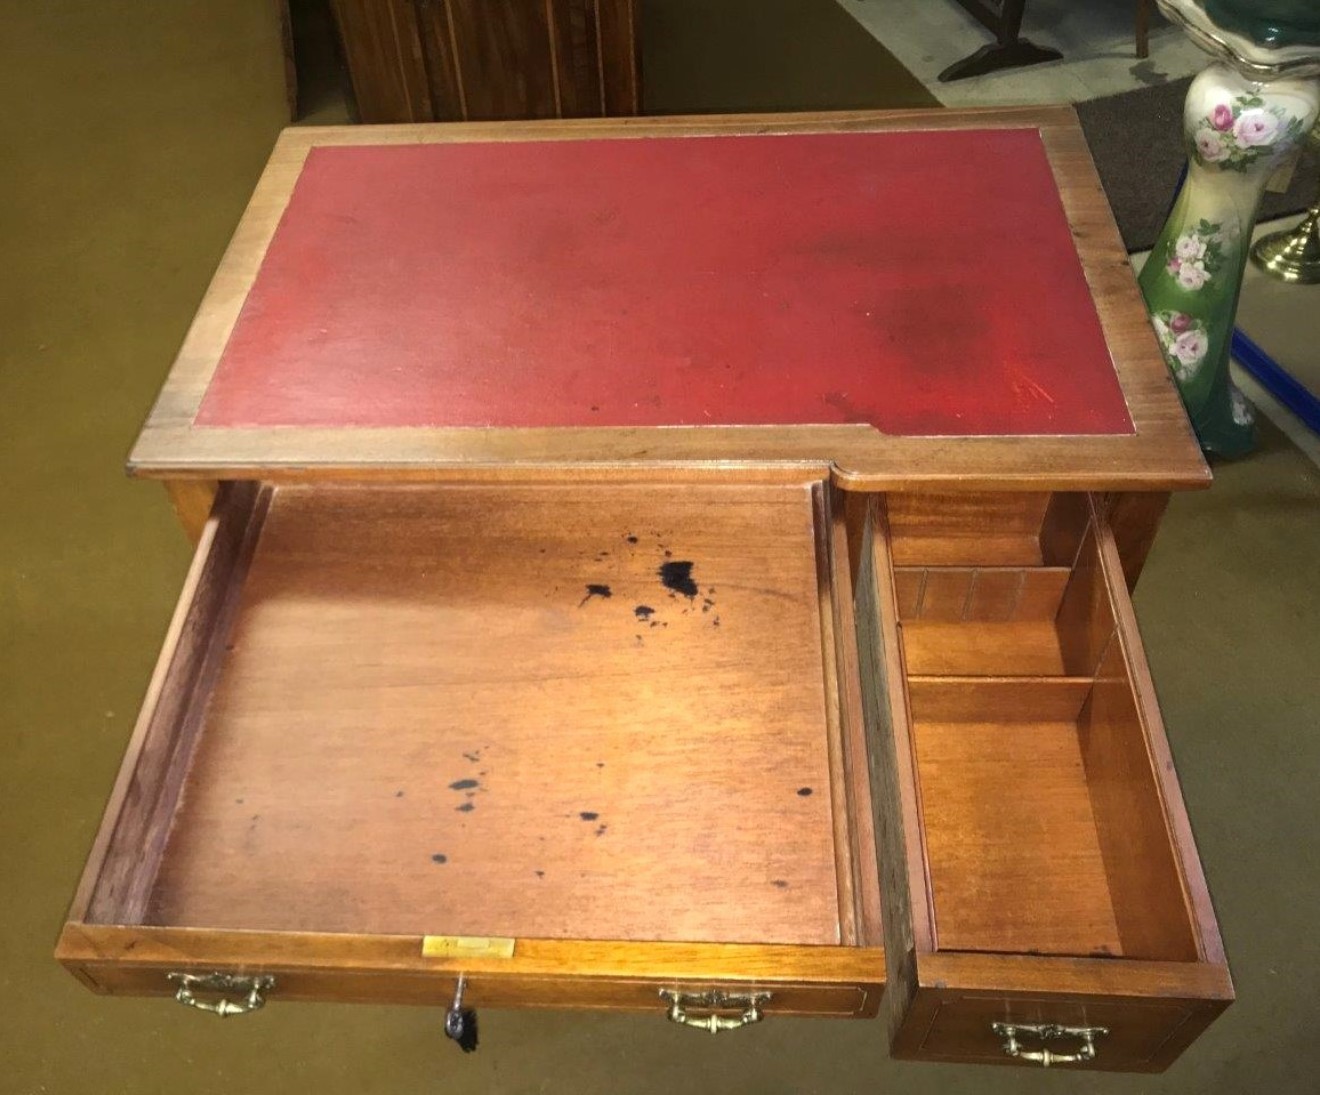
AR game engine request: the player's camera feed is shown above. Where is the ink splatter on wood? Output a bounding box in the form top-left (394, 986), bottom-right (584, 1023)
top-left (658, 561), bottom-right (698, 598)
top-left (579, 583), bottom-right (612, 606)
top-left (634, 604), bottom-right (655, 621)
top-left (797, 787), bottom-right (813, 797)
top-left (431, 853), bottom-right (448, 864)
top-left (579, 811), bottom-right (599, 821)
top-left (456, 802), bottom-right (475, 813)
top-left (450, 778), bottom-right (479, 791)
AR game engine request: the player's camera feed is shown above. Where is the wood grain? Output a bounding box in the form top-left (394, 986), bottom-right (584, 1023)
top-left (81, 484), bottom-right (265, 925)
top-left (164, 480), bottom-right (218, 543)
top-left (1090, 512), bottom-right (1228, 968)
top-left (826, 486), bottom-right (884, 947)
top-left (900, 620), bottom-right (1067, 677)
top-left (906, 677), bottom-right (1092, 724)
top-left (853, 499), bottom-right (931, 1044)
top-left (329, 0), bottom-right (433, 123)
top-left (914, 717), bottom-right (1123, 958)
top-left (893, 567), bottom-right (1070, 622)
top-left (1080, 642), bottom-right (1199, 962)
top-left (136, 481), bottom-right (853, 946)
top-left (895, 991), bottom-right (1223, 1071)
top-left (57, 923), bottom-right (885, 1016)
top-left (887, 492), bottom-right (1051, 566)
top-left (1105, 490), bottom-right (1171, 591)
top-left (445, 0), bottom-right (558, 119)
top-left (859, 494), bottom-right (1232, 1070)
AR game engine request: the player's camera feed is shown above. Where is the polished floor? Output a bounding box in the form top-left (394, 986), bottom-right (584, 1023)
top-left (3, 2), bottom-right (1320, 1092)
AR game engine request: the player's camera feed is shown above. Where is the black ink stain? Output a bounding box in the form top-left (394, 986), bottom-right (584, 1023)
top-left (456, 802), bottom-right (475, 813)
top-left (579, 811), bottom-right (599, 821)
top-left (595, 824), bottom-right (608, 837)
top-left (772, 879), bottom-right (790, 889)
top-left (626, 535), bottom-right (639, 544)
top-left (431, 853), bottom-right (448, 864)
top-left (535, 870), bottom-right (545, 878)
top-left (797, 787), bottom-right (813, 797)
top-left (634, 604), bottom-right (655, 621)
top-left (579, 583), bottom-right (612, 606)
top-left (450, 778), bottom-right (479, 791)
top-left (660, 560), bottom-right (698, 597)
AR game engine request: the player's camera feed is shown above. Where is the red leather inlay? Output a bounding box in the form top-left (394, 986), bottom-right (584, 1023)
top-left (197, 130), bottom-right (1133, 435)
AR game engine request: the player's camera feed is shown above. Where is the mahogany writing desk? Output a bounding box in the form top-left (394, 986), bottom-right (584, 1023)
top-left (59, 107), bottom-right (1232, 1072)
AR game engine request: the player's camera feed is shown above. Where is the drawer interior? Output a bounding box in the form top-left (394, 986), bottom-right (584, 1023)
top-left (81, 479), bottom-right (880, 951)
top-left (887, 493), bottom-right (1200, 964)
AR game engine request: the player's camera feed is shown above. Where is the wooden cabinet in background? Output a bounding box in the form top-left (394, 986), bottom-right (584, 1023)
top-left (329, 0), bottom-right (640, 123)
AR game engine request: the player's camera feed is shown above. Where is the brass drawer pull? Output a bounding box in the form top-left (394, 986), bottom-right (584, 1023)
top-left (992, 1022), bottom-right (1108, 1067)
top-left (168, 972), bottom-right (274, 1017)
top-left (659, 989), bottom-right (770, 1033)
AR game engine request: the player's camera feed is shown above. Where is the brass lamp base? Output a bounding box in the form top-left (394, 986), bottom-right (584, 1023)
top-left (1251, 206), bottom-right (1320, 284)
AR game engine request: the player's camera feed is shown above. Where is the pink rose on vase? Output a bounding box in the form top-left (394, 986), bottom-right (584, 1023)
top-left (1233, 109), bottom-right (1281, 147)
top-left (1211, 104), bottom-right (1234, 132)
top-left (1169, 312), bottom-right (1193, 334)
top-left (1195, 129), bottom-right (1229, 163)
top-left (1175, 234), bottom-right (1207, 262)
top-left (1167, 257), bottom-right (1182, 274)
top-left (1177, 261), bottom-right (1210, 290)
top-left (1172, 329), bottom-right (1209, 370)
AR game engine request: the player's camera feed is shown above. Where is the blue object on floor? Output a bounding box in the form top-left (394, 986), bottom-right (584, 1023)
top-left (1232, 327), bottom-right (1320, 435)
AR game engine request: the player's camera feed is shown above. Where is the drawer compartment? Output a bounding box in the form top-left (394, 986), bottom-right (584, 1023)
top-left (855, 492), bottom-right (1232, 1071)
top-left (59, 477), bottom-right (884, 1023)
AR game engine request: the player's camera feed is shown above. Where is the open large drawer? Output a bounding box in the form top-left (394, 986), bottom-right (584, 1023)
top-left (854, 491), bottom-right (1233, 1072)
top-left (58, 479), bottom-right (1231, 1067)
top-left (57, 476), bottom-right (885, 1027)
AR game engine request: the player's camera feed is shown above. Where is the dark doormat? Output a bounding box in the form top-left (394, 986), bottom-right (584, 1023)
top-left (1078, 77), bottom-right (1319, 253)
top-left (641, 0), bottom-right (940, 114)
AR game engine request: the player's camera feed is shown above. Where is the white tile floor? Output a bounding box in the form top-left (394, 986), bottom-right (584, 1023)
top-left (840, 0), bottom-right (1205, 105)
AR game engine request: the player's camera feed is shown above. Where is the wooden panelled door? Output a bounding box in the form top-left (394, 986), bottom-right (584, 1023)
top-left (330, 0), bottom-right (640, 123)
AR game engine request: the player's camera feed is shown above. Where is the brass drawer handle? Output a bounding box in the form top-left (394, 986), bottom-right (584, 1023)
top-left (659, 989), bottom-right (770, 1033)
top-left (168, 972), bottom-right (274, 1017)
top-left (992, 1022), bottom-right (1108, 1067)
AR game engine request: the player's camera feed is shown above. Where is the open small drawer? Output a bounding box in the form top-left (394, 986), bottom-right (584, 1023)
top-left (57, 476), bottom-right (885, 1031)
top-left (854, 492), bottom-right (1233, 1072)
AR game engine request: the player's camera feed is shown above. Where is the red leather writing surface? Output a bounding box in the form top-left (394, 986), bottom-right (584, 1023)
top-left (197, 130), bottom-right (1133, 435)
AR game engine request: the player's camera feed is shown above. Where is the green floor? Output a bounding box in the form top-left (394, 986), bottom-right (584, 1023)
top-left (3, 2), bottom-right (1319, 1092)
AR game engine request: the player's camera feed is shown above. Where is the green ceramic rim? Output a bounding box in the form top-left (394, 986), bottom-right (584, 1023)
top-left (1204, 0), bottom-right (1320, 49)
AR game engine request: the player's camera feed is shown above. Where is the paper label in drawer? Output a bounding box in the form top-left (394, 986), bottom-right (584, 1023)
top-left (422, 936), bottom-right (516, 959)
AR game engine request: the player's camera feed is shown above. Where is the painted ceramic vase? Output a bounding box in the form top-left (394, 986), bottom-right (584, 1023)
top-left (1137, 63), bottom-right (1319, 456)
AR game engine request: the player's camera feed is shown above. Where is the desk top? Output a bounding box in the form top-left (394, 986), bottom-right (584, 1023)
top-left (131, 108), bottom-right (1208, 490)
